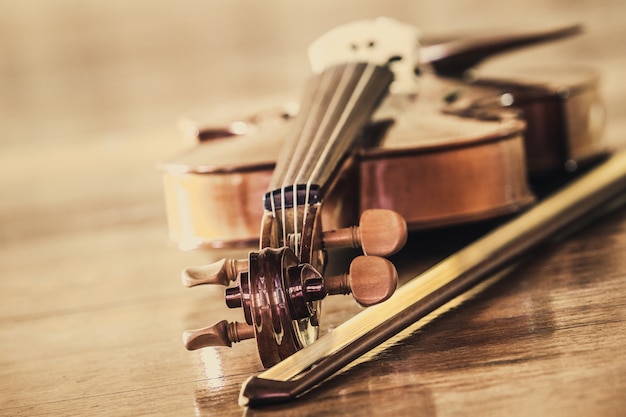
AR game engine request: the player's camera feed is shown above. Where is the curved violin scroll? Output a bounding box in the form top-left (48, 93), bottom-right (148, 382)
top-left (181, 208), bottom-right (407, 366)
top-left (182, 246), bottom-right (400, 367)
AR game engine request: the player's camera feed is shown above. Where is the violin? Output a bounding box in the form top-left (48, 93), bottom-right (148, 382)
top-left (160, 19), bottom-right (607, 368)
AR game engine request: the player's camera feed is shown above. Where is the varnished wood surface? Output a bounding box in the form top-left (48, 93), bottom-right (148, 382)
top-left (2, 1), bottom-right (626, 416)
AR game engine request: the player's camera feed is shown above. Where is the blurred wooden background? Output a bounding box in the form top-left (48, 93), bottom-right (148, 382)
top-left (1, 1), bottom-right (625, 416)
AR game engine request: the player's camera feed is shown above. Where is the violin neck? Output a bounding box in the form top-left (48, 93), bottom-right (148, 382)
top-left (266, 62), bottom-right (393, 208)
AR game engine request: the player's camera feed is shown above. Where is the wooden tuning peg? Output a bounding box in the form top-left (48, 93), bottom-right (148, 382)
top-left (305, 256), bottom-right (398, 307)
top-left (322, 209), bottom-right (407, 256)
top-left (181, 258), bottom-right (248, 287)
top-left (183, 320), bottom-right (255, 350)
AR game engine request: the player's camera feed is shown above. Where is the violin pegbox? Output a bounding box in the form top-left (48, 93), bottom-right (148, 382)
top-left (308, 17), bottom-right (420, 94)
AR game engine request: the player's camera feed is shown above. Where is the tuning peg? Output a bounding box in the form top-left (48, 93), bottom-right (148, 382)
top-left (322, 209), bottom-right (407, 256)
top-left (181, 258), bottom-right (248, 287)
top-left (330, 255), bottom-right (398, 306)
top-left (304, 255), bottom-right (398, 307)
top-left (183, 320), bottom-right (255, 350)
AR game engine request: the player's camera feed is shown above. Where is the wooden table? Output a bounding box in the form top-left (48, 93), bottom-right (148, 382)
top-left (2, 2), bottom-right (626, 416)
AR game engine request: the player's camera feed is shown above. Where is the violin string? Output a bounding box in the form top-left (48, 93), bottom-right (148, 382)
top-left (270, 186), bottom-right (277, 219)
top-left (269, 186), bottom-right (277, 249)
top-left (278, 70), bottom-right (334, 249)
top-left (273, 62), bottom-right (379, 256)
top-left (280, 188), bottom-right (287, 247)
top-left (304, 63), bottom-right (378, 235)
top-left (294, 64), bottom-right (359, 258)
top-left (311, 63), bottom-right (376, 185)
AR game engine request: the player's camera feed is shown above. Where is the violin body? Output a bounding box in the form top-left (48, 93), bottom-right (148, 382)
top-left (161, 69), bottom-right (604, 250)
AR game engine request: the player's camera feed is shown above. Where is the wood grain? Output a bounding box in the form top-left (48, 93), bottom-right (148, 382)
top-left (1, 1), bottom-right (626, 416)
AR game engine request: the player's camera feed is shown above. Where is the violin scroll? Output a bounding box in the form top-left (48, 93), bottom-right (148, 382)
top-left (181, 208), bottom-right (406, 365)
top-left (181, 249), bottom-right (399, 361)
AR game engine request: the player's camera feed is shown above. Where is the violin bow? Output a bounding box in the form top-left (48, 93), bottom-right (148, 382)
top-left (239, 148), bottom-right (626, 407)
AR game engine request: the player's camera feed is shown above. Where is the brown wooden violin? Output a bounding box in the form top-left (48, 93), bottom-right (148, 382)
top-left (160, 19), bottom-right (607, 368)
